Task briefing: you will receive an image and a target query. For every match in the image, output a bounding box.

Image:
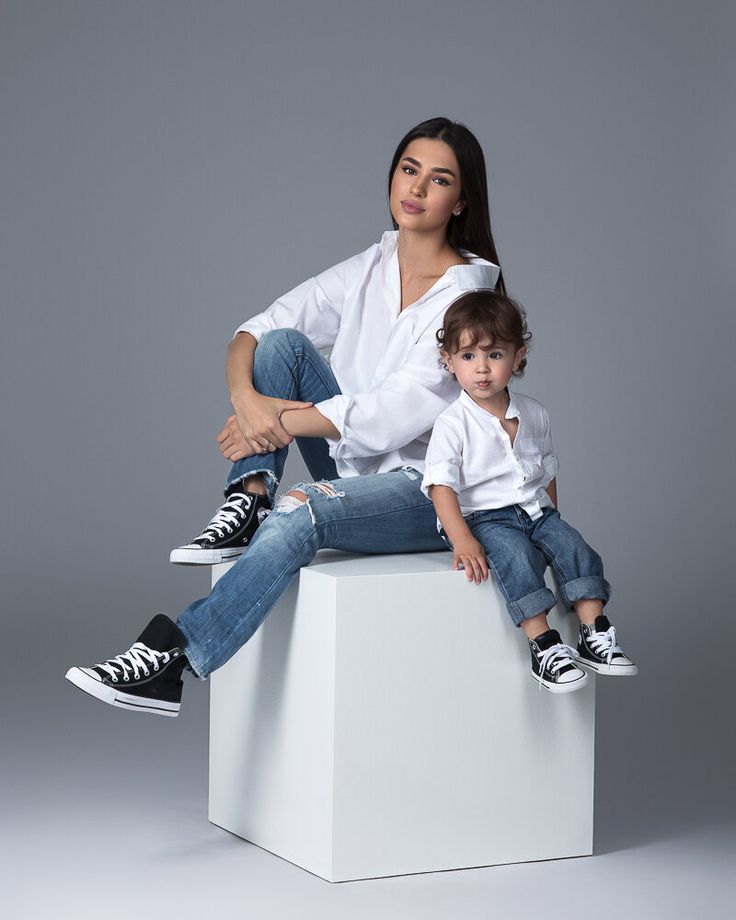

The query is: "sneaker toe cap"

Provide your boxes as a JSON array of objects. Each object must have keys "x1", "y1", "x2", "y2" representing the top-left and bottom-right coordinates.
[{"x1": 557, "y1": 666, "x2": 587, "y2": 684}]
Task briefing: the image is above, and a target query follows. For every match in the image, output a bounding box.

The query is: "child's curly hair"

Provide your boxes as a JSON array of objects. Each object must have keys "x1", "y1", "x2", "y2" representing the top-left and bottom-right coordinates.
[{"x1": 436, "y1": 290, "x2": 532, "y2": 377}]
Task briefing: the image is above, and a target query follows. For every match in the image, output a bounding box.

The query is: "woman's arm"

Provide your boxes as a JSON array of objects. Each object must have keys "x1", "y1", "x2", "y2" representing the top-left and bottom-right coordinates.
[
  {"x1": 219, "y1": 252, "x2": 363, "y2": 461},
  {"x1": 545, "y1": 478, "x2": 558, "y2": 508},
  {"x1": 226, "y1": 330, "x2": 259, "y2": 398},
  {"x1": 228, "y1": 332, "x2": 338, "y2": 442},
  {"x1": 313, "y1": 333, "x2": 458, "y2": 462},
  {"x1": 430, "y1": 485, "x2": 489, "y2": 585},
  {"x1": 218, "y1": 332, "x2": 317, "y2": 461},
  {"x1": 280, "y1": 407, "x2": 340, "y2": 440}
]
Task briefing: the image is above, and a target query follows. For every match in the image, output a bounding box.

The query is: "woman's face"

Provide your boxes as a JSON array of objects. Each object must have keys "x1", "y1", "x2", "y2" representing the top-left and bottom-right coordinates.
[{"x1": 390, "y1": 138, "x2": 465, "y2": 235}]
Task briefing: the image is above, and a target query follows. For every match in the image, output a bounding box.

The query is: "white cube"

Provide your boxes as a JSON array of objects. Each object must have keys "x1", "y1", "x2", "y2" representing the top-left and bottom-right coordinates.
[{"x1": 209, "y1": 550, "x2": 595, "y2": 882}]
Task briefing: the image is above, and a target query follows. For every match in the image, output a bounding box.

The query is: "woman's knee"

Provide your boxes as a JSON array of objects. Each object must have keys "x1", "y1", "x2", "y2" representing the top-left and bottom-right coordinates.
[
  {"x1": 272, "y1": 480, "x2": 345, "y2": 528},
  {"x1": 256, "y1": 328, "x2": 307, "y2": 359},
  {"x1": 252, "y1": 328, "x2": 308, "y2": 386}
]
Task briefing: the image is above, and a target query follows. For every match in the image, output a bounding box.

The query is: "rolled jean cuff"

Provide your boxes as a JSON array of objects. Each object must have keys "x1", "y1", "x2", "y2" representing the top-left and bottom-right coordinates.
[
  {"x1": 507, "y1": 586, "x2": 558, "y2": 627},
  {"x1": 558, "y1": 575, "x2": 612, "y2": 612},
  {"x1": 226, "y1": 467, "x2": 280, "y2": 505},
  {"x1": 176, "y1": 619, "x2": 210, "y2": 680}
]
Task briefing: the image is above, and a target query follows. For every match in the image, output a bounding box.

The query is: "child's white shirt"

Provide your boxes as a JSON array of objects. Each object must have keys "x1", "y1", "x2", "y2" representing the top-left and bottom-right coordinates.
[
  {"x1": 420, "y1": 388, "x2": 560, "y2": 525},
  {"x1": 233, "y1": 230, "x2": 499, "y2": 478}
]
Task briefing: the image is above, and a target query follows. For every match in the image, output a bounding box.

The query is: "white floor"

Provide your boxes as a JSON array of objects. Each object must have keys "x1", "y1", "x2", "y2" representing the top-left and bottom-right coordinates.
[{"x1": 6, "y1": 679, "x2": 735, "y2": 920}]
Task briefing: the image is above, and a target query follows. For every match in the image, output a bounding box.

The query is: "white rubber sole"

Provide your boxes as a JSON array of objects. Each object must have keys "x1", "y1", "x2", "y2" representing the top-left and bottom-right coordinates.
[
  {"x1": 169, "y1": 545, "x2": 245, "y2": 565},
  {"x1": 531, "y1": 670, "x2": 590, "y2": 694},
  {"x1": 65, "y1": 667, "x2": 180, "y2": 717},
  {"x1": 577, "y1": 658, "x2": 639, "y2": 676}
]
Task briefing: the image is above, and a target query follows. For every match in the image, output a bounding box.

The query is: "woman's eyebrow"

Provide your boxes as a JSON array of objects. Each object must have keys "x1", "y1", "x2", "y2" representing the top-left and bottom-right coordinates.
[{"x1": 402, "y1": 156, "x2": 456, "y2": 178}]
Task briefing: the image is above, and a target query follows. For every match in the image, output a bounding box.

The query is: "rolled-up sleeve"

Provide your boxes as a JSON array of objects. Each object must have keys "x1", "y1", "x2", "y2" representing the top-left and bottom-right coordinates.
[
  {"x1": 313, "y1": 333, "x2": 458, "y2": 460},
  {"x1": 420, "y1": 414, "x2": 464, "y2": 499}
]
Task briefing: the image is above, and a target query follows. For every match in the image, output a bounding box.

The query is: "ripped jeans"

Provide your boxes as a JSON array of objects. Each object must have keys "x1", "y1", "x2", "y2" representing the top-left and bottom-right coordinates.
[{"x1": 176, "y1": 328, "x2": 446, "y2": 678}]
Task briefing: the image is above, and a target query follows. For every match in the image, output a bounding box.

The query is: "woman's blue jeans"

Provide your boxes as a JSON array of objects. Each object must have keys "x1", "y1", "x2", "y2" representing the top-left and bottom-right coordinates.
[
  {"x1": 224, "y1": 327, "x2": 341, "y2": 502},
  {"x1": 177, "y1": 328, "x2": 446, "y2": 678}
]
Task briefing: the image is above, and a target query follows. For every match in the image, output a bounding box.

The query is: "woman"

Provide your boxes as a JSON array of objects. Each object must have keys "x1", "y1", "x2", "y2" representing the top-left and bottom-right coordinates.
[{"x1": 65, "y1": 117, "x2": 506, "y2": 716}]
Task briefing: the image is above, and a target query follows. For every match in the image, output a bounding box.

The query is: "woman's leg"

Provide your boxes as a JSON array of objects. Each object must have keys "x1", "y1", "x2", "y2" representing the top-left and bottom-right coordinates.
[
  {"x1": 178, "y1": 467, "x2": 445, "y2": 677},
  {"x1": 66, "y1": 468, "x2": 446, "y2": 713},
  {"x1": 171, "y1": 329, "x2": 341, "y2": 564},
  {"x1": 225, "y1": 328, "x2": 341, "y2": 499}
]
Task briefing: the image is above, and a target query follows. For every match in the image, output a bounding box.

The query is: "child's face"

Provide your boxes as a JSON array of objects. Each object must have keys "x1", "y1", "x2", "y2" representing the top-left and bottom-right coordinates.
[{"x1": 442, "y1": 333, "x2": 526, "y2": 407}]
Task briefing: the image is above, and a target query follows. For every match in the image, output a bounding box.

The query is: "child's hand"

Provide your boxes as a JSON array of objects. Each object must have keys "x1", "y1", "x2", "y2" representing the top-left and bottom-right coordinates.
[{"x1": 452, "y1": 536, "x2": 489, "y2": 585}]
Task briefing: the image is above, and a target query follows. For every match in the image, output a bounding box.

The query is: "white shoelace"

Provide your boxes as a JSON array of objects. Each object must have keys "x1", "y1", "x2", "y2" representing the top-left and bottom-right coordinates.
[
  {"x1": 96, "y1": 643, "x2": 172, "y2": 682},
  {"x1": 537, "y1": 642, "x2": 579, "y2": 690},
  {"x1": 587, "y1": 625, "x2": 623, "y2": 666},
  {"x1": 196, "y1": 492, "x2": 252, "y2": 542}
]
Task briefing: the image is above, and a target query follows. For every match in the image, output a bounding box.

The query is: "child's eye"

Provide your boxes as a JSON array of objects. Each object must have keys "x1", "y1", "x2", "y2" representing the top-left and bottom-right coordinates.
[
  {"x1": 490, "y1": 352, "x2": 503, "y2": 360},
  {"x1": 461, "y1": 353, "x2": 474, "y2": 360}
]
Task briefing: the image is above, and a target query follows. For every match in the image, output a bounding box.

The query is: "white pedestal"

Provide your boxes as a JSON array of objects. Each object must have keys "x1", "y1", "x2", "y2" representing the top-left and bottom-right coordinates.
[{"x1": 209, "y1": 551, "x2": 595, "y2": 882}]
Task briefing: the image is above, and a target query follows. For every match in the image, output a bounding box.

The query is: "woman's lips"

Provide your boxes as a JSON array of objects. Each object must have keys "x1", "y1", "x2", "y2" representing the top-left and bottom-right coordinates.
[{"x1": 401, "y1": 200, "x2": 425, "y2": 214}]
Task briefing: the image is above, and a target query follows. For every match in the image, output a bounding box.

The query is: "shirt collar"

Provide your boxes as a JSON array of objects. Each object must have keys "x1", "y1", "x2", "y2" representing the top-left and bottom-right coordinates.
[
  {"x1": 459, "y1": 387, "x2": 520, "y2": 423},
  {"x1": 380, "y1": 229, "x2": 500, "y2": 291}
]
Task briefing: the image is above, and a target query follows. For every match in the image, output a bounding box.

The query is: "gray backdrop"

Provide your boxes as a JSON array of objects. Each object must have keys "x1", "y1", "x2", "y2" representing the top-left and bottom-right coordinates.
[{"x1": 2, "y1": 1, "x2": 734, "y2": 917}]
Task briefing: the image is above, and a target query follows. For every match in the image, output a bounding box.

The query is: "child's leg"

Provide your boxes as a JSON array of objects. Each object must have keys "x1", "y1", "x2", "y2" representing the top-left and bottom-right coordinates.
[
  {"x1": 467, "y1": 511, "x2": 557, "y2": 630},
  {"x1": 529, "y1": 508, "x2": 637, "y2": 675},
  {"x1": 527, "y1": 507, "x2": 611, "y2": 622},
  {"x1": 468, "y1": 510, "x2": 588, "y2": 693}
]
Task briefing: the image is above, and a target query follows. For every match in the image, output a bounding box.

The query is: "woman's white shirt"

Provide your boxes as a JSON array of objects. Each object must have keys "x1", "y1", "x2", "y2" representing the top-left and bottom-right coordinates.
[
  {"x1": 233, "y1": 230, "x2": 500, "y2": 478},
  {"x1": 420, "y1": 389, "x2": 560, "y2": 523}
]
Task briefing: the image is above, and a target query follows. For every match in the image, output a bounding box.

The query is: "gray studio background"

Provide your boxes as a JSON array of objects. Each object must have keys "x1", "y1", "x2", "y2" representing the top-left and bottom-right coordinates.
[{"x1": 2, "y1": 1, "x2": 734, "y2": 917}]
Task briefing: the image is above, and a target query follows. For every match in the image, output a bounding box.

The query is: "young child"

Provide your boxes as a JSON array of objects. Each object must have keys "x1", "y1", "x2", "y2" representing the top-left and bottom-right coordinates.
[{"x1": 421, "y1": 291, "x2": 637, "y2": 693}]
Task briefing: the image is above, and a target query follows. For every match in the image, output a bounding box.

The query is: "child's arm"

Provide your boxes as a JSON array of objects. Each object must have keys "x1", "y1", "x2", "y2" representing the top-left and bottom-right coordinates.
[{"x1": 430, "y1": 485, "x2": 489, "y2": 585}]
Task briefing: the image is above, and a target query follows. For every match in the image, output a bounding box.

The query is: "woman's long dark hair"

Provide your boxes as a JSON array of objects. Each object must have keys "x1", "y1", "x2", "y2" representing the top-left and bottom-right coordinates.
[{"x1": 387, "y1": 117, "x2": 506, "y2": 294}]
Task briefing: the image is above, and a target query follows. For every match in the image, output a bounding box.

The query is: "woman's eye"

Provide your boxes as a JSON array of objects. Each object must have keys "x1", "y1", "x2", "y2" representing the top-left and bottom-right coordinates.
[
  {"x1": 433, "y1": 177, "x2": 449, "y2": 186},
  {"x1": 402, "y1": 166, "x2": 416, "y2": 175}
]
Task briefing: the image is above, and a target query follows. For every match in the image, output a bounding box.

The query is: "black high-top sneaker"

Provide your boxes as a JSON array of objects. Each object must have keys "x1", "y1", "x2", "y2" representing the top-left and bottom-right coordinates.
[
  {"x1": 170, "y1": 483, "x2": 272, "y2": 565},
  {"x1": 576, "y1": 614, "x2": 638, "y2": 676},
  {"x1": 65, "y1": 614, "x2": 188, "y2": 717},
  {"x1": 528, "y1": 628, "x2": 589, "y2": 693}
]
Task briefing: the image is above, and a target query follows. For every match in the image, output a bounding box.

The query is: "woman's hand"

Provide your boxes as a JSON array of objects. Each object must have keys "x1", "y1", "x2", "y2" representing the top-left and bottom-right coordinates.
[
  {"x1": 452, "y1": 535, "x2": 489, "y2": 585},
  {"x1": 217, "y1": 392, "x2": 314, "y2": 462}
]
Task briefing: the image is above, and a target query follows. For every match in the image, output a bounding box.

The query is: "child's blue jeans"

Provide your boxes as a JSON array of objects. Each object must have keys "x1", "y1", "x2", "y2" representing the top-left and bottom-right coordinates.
[{"x1": 442, "y1": 505, "x2": 611, "y2": 626}]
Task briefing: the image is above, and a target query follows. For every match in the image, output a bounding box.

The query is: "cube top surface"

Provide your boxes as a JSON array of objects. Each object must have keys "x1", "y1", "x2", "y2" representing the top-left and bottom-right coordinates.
[{"x1": 216, "y1": 549, "x2": 454, "y2": 581}]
